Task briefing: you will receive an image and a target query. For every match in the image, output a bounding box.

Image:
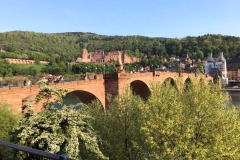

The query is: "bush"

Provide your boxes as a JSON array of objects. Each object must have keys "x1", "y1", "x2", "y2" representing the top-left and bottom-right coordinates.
[{"x1": 0, "y1": 97, "x2": 20, "y2": 159}]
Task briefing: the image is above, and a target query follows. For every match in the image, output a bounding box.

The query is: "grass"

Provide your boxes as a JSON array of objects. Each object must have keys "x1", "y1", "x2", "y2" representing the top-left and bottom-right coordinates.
[{"x1": 16, "y1": 64, "x2": 46, "y2": 74}]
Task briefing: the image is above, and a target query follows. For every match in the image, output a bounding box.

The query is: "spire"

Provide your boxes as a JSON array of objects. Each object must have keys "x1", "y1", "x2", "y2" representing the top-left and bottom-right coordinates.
[
  {"x1": 207, "y1": 53, "x2": 214, "y2": 62},
  {"x1": 115, "y1": 51, "x2": 124, "y2": 73}
]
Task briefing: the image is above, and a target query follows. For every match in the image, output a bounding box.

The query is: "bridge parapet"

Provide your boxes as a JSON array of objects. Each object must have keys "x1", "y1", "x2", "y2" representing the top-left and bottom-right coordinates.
[{"x1": 1, "y1": 72, "x2": 213, "y2": 113}]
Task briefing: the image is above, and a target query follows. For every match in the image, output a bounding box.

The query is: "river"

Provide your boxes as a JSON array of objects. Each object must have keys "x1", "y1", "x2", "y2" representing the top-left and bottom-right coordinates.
[
  {"x1": 226, "y1": 91, "x2": 240, "y2": 106},
  {"x1": 54, "y1": 93, "x2": 83, "y2": 109}
]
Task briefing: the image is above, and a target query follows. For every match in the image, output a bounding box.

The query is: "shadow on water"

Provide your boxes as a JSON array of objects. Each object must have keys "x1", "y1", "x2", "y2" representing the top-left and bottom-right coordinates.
[
  {"x1": 225, "y1": 91, "x2": 240, "y2": 107},
  {"x1": 54, "y1": 92, "x2": 83, "y2": 109}
]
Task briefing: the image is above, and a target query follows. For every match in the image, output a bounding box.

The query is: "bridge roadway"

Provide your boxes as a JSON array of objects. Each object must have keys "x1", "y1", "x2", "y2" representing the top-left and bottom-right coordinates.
[{"x1": 0, "y1": 71, "x2": 212, "y2": 113}]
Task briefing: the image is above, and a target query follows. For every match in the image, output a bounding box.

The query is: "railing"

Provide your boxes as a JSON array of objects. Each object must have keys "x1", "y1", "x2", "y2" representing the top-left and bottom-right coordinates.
[
  {"x1": 0, "y1": 75, "x2": 100, "y2": 89},
  {"x1": 0, "y1": 140, "x2": 73, "y2": 160},
  {"x1": 0, "y1": 72, "x2": 197, "y2": 89}
]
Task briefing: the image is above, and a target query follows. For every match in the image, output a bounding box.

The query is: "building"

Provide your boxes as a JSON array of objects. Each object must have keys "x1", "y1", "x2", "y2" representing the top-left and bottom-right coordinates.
[
  {"x1": 76, "y1": 49, "x2": 139, "y2": 64},
  {"x1": 181, "y1": 54, "x2": 192, "y2": 65},
  {"x1": 226, "y1": 58, "x2": 240, "y2": 81},
  {"x1": 204, "y1": 52, "x2": 228, "y2": 85}
]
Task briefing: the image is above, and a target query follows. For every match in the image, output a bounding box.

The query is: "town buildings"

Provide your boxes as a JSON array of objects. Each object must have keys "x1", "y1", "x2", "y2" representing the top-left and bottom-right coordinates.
[
  {"x1": 226, "y1": 58, "x2": 240, "y2": 81},
  {"x1": 76, "y1": 49, "x2": 139, "y2": 64},
  {"x1": 204, "y1": 52, "x2": 228, "y2": 85}
]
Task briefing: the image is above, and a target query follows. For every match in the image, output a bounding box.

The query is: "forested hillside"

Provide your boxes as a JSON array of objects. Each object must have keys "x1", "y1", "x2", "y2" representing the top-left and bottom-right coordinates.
[{"x1": 1, "y1": 31, "x2": 240, "y2": 62}]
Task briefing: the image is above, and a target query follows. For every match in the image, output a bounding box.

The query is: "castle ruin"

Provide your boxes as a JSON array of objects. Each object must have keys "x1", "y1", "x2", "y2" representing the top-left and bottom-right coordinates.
[{"x1": 76, "y1": 49, "x2": 139, "y2": 64}]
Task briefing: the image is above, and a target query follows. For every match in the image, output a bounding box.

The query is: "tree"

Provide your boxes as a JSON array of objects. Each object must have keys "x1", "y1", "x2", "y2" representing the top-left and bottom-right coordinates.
[
  {"x1": 11, "y1": 85, "x2": 107, "y2": 160},
  {"x1": 141, "y1": 77, "x2": 240, "y2": 159},
  {"x1": 34, "y1": 57, "x2": 40, "y2": 64},
  {"x1": 84, "y1": 87, "x2": 147, "y2": 159},
  {"x1": 0, "y1": 97, "x2": 20, "y2": 159}
]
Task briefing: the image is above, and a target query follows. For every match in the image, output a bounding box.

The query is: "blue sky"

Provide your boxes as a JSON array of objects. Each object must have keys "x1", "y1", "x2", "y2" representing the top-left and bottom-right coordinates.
[{"x1": 1, "y1": 0, "x2": 240, "y2": 38}]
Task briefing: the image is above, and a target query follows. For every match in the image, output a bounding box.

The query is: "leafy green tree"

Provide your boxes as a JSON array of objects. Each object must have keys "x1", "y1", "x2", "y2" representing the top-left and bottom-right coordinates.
[
  {"x1": 34, "y1": 57, "x2": 40, "y2": 64},
  {"x1": 11, "y1": 85, "x2": 107, "y2": 160},
  {"x1": 141, "y1": 77, "x2": 240, "y2": 159},
  {"x1": 0, "y1": 97, "x2": 20, "y2": 159},
  {"x1": 84, "y1": 87, "x2": 147, "y2": 159}
]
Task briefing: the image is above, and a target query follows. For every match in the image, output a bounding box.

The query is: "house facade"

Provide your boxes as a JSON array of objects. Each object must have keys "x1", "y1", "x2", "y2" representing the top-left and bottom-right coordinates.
[{"x1": 226, "y1": 58, "x2": 240, "y2": 81}]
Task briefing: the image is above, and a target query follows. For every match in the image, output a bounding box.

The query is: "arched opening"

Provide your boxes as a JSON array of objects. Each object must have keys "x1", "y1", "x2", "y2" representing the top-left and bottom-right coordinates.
[
  {"x1": 72, "y1": 90, "x2": 102, "y2": 106},
  {"x1": 208, "y1": 79, "x2": 213, "y2": 85},
  {"x1": 55, "y1": 90, "x2": 103, "y2": 109},
  {"x1": 163, "y1": 77, "x2": 176, "y2": 86},
  {"x1": 130, "y1": 80, "x2": 151, "y2": 101},
  {"x1": 184, "y1": 78, "x2": 191, "y2": 91},
  {"x1": 162, "y1": 77, "x2": 178, "y2": 91}
]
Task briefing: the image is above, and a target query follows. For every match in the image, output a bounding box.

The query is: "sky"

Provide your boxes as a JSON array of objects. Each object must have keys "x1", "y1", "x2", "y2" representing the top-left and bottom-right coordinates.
[{"x1": 1, "y1": 0, "x2": 240, "y2": 38}]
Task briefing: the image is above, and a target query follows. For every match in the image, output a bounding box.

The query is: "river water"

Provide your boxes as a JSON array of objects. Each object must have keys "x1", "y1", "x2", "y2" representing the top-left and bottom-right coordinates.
[
  {"x1": 226, "y1": 91, "x2": 240, "y2": 106},
  {"x1": 54, "y1": 93, "x2": 82, "y2": 109}
]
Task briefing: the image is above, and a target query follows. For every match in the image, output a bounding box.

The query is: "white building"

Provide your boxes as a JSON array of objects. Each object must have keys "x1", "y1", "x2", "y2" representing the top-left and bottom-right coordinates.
[{"x1": 204, "y1": 52, "x2": 228, "y2": 85}]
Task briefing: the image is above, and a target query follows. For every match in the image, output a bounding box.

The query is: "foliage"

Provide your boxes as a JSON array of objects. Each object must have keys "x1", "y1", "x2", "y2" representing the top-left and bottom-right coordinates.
[
  {"x1": 141, "y1": 77, "x2": 240, "y2": 159},
  {"x1": 71, "y1": 63, "x2": 116, "y2": 74},
  {"x1": 84, "y1": 87, "x2": 147, "y2": 159},
  {"x1": 0, "y1": 76, "x2": 26, "y2": 86},
  {"x1": 0, "y1": 58, "x2": 45, "y2": 77},
  {"x1": 11, "y1": 85, "x2": 107, "y2": 160},
  {"x1": 1, "y1": 31, "x2": 240, "y2": 77},
  {"x1": 16, "y1": 64, "x2": 46, "y2": 74},
  {"x1": 0, "y1": 97, "x2": 20, "y2": 159},
  {"x1": 2, "y1": 31, "x2": 240, "y2": 63},
  {"x1": 84, "y1": 77, "x2": 240, "y2": 159}
]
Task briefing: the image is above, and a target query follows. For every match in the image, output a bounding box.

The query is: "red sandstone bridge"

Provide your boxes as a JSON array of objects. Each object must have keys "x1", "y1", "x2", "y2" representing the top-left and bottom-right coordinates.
[{"x1": 0, "y1": 71, "x2": 212, "y2": 113}]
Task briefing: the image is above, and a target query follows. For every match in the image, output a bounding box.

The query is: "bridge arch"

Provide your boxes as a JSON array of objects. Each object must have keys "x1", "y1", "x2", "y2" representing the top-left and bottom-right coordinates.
[
  {"x1": 130, "y1": 80, "x2": 151, "y2": 101},
  {"x1": 184, "y1": 77, "x2": 192, "y2": 91},
  {"x1": 69, "y1": 90, "x2": 104, "y2": 108},
  {"x1": 184, "y1": 77, "x2": 191, "y2": 84},
  {"x1": 163, "y1": 77, "x2": 176, "y2": 86}
]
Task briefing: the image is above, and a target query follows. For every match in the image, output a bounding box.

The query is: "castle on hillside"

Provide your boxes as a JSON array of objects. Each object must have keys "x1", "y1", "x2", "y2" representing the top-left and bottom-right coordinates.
[
  {"x1": 204, "y1": 52, "x2": 228, "y2": 85},
  {"x1": 76, "y1": 49, "x2": 139, "y2": 64}
]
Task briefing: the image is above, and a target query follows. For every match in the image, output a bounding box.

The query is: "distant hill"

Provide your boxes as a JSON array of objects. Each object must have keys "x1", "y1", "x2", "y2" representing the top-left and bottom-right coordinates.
[{"x1": 0, "y1": 31, "x2": 240, "y2": 62}]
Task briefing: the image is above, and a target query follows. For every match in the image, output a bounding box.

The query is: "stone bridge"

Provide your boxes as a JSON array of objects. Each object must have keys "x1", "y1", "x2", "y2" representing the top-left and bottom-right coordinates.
[{"x1": 0, "y1": 71, "x2": 213, "y2": 113}]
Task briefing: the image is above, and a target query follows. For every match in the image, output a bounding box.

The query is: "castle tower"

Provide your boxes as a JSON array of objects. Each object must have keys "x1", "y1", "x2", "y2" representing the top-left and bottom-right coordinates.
[{"x1": 82, "y1": 48, "x2": 89, "y2": 59}]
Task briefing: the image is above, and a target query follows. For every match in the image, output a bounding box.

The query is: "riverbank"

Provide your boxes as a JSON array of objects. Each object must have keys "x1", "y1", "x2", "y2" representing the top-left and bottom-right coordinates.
[{"x1": 223, "y1": 89, "x2": 240, "y2": 92}]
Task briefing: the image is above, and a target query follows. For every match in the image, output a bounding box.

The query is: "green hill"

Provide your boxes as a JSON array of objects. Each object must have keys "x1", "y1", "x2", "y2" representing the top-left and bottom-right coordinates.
[{"x1": 0, "y1": 31, "x2": 240, "y2": 62}]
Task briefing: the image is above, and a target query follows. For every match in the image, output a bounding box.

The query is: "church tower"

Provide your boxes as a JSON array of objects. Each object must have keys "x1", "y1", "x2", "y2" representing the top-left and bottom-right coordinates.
[
  {"x1": 204, "y1": 53, "x2": 214, "y2": 75},
  {"x1": 217, "y1": 52, "x2": 227, "y2": 84}
]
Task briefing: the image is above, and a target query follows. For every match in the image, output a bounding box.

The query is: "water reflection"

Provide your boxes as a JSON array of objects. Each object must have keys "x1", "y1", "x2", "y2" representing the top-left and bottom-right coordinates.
[
  {"x1": 226, "y1": 91, "x2": 240, "y2": 106},
  {"x1": 54, "y1": 92, "x2": 82, "y2": 109}
]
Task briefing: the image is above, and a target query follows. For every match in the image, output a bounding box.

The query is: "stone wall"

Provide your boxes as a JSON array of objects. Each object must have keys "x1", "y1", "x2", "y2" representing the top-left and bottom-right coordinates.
[{"x1": 5, "y1": 58, "x2": 49, "y2": 64}]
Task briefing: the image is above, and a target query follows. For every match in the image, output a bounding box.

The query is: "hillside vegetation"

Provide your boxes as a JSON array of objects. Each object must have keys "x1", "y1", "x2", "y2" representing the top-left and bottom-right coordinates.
[
  {"x1": 1, "y1": 31, "x2": 240, "y2": 62},
  {"x1": 1, "y1": 31, "x2": 240, "y2": 78}
]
